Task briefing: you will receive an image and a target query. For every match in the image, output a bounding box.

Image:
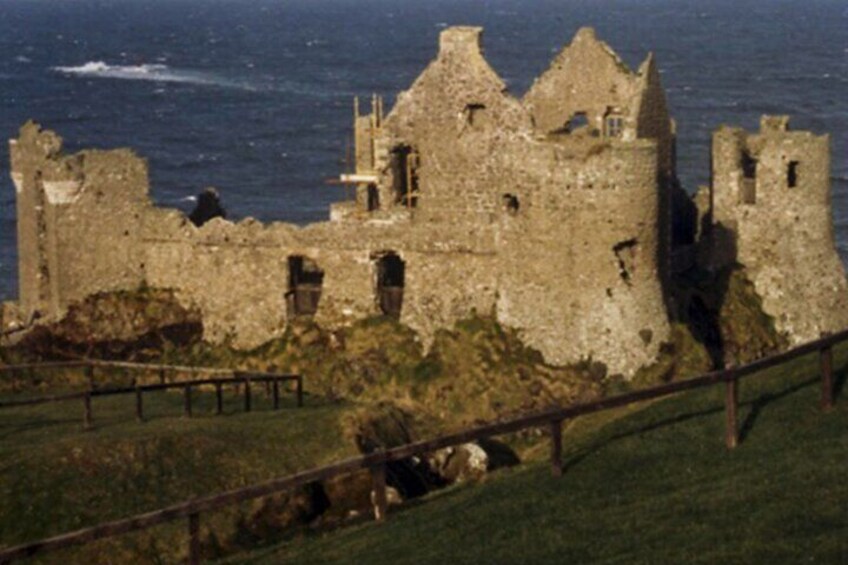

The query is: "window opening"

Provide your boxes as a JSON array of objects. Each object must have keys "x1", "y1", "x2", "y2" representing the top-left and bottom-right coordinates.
[
  {"x1": 551, "y1": 111, "x2": 590, "y2": 135},
  {"x1": 605, "y1": 114, "x2": 624, "y2": 138},
  {"x1": 740, "y1": 150, "x2": 757, "y2": 204},
  {"x1": 788, "y1": 161, "x2": 799, "y2": 188},
  {"x1": 502, "y1": 194, "x2": 519, "y2": 215},
  {"x1": 286, "y1": 256, "x2": 324, "y2": 317},
  {"x1": 465, "y1": 103, "x2": 487, "y2": 127},
  {"x1": 741, "y1": 151, "x2": 757, "y2": 179},
  {"x1": 375, "y1": 252, "x2": 405, "y2": 319},
  {"x1": 392, "y1": 146, "x2": 419, "y2": 208},
  {"x1": 613, "y1": 239, "x2": 638, "y2": 286}
]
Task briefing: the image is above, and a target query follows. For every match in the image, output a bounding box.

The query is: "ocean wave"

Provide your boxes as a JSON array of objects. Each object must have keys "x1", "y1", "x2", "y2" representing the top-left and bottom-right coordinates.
[{"x1": 52, "y1": 61, "x2": 257, "y2": 91}]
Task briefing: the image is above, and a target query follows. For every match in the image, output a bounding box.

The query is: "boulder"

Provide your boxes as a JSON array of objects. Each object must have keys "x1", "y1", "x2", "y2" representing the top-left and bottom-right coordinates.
[{"x1": 427, "y1": 438, "x2": 520, "y2": 483}]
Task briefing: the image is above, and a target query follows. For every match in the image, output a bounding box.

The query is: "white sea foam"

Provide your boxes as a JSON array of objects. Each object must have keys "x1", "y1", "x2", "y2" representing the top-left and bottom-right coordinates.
[{"x1": 52, "y1": 61, "x2": 256, "y2": 91}]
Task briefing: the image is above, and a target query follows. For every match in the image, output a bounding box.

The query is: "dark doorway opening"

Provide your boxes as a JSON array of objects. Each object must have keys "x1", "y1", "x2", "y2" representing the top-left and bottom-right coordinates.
[
  {"x1": 286, "y1": 256, "x2": 324, "y2": 317},
  {"x1": 375, "y1": 252, "x2": 405, "y2": 318}
]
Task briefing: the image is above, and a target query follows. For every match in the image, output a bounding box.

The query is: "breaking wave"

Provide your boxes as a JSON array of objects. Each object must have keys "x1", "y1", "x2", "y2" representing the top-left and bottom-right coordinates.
[{"x1": 52, "y1": 61, "x2": 256, "y2": 90}]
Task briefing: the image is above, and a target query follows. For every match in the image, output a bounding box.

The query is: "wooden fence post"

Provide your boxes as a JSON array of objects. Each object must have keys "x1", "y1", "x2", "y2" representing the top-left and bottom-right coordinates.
[
  {"x1": 272, "y1": 379, "x2": 280, "y2": 411},
  {"x1": 184, "y1": 385, "x2": 192, "y2": 418},
  {"x1": 244, "y1": 377, "x2": 252, "y2": 412},
  {"x1": 725, "y1": 377, "x2": 738, "y2": 449},
  {"x1": 296, "y1": 376, "x2": 304, "y2": 408},
  {"x1": 188, "y1": 512, "x2": 200, "y2": 565},
  {"x1": 83, "y1": 392, "x2": 92, "y2": 430},
  {"x1": 820, "y1": 344, "x2": 834, "y2": 411},
  {"x1": 215, "y1": 382, "x2": 223, "y2": 415},
  {"x1": 135, "y1": 387, "x2": 144, "y2": 422},
  {"x1": 371, "y1": 462, "x2": 388, "y2": 522},
  {"x1": 550, "y1": 419, "x2": 563, "y2": 477},
  {"x1": 85, "y1": 364, "x2": 95, "y2": 391}
]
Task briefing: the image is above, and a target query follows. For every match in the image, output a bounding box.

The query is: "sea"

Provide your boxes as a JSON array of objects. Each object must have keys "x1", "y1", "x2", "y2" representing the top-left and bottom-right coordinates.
[{"x1": 1, "y1": 0, "x2": 847, "y2": 300}]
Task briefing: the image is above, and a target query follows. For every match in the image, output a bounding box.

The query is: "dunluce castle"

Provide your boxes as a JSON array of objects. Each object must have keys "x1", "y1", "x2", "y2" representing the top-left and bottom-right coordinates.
[{"x1": 5, "y1": 27, "x2": 848, "y2": 376}]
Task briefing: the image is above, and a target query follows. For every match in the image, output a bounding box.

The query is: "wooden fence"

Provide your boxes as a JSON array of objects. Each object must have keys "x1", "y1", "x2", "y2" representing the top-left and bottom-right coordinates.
[
  {"x1": 0, "y1": 328, "x2": 845, "y2": 564},
  {"x1": 0, "y1": 360, "x2": 304, "y2": 427}
]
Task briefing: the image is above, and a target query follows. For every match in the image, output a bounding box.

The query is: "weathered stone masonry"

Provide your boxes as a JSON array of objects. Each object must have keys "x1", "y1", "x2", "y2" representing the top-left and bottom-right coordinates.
[
  {"x1": 702, "y1": 115, "x2": 848, "y2": 343},
  {"x1": 7, "y1": 26, "x2": 848, "y2": 377}
]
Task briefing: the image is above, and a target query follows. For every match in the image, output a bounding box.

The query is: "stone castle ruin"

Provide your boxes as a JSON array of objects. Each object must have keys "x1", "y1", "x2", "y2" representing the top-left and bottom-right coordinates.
[{"x1": 6, "y1": 27, "x2": 848, "y2": 377}]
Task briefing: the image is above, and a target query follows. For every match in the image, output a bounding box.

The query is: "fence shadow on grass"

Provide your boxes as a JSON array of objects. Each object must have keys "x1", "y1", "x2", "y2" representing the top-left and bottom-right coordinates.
[
  {"x1": 737, "y1": 376, "x2": 819, "y2": 443},
  {"x1": 562, "y1": 372, "x2": 829, "y2": 475},
  {"x1": 834, "y1": 365, "x2": 848, "y2": 400}
]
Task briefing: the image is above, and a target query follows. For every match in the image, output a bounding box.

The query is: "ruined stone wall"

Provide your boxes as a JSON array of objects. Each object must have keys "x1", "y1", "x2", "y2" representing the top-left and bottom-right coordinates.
[
  {"x1": 708, "y1": 116, "x2": 848, "y2": 343},
  {"x1": 141, "y1": 210, "x2": 499, "y2": 350},
  {"x1": 1, "y1": 25, "x2": 667, "y2": 377},
  {"x1": 10, "y1": 123, "x2": 146, "y2": 320},
  {"x1": 26, "y1": 28, "x2": 848, "y2": 380}
]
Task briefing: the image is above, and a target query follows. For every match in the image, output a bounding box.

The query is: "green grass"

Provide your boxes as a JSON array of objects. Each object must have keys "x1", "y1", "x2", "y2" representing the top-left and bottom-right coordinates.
[
  {"x1": 228, "y1": 349, "x2": 848, "y2": 564},
  {"x1": 0, "y1": 381, "x2": 355, "y2": 562}
]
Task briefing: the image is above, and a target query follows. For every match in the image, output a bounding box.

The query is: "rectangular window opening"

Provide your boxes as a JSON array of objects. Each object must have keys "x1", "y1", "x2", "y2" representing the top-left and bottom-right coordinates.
[
  {"x1": 741, "y1": 151, "x2": 757, "y2": 180},
  {"x1": 286, "y1": 256, "x2": 324, "y2": 317},
  {"x1": 788, "y1": 161, "x2": 799, "y2": 188},
  {"x1": 391, "y1": 146, "x2": 419, "y2": 208},
  {"x1": 605, "y1": 115, "x2": 623, "y2": 138}
]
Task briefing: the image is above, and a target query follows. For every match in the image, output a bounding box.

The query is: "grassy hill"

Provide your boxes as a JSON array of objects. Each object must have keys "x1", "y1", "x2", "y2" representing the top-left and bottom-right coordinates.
[
  {"x1": 0, "y1": 343, "x2": 844, "y2": 564},
  {"x1": 0, "y1": 381, "x2": 356, "y2": 563},
  {"x1": 227, "y1": 348, "x2": 848, "y2": 564}
]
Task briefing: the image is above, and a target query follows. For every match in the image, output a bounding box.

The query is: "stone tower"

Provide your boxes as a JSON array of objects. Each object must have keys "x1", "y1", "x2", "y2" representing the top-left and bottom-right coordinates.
[{"x1": 706, "y1": 115, "x2": 848, "y2": 342}]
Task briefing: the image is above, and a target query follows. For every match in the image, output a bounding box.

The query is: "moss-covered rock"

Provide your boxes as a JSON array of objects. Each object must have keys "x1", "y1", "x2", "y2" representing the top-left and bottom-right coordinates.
[
  {"x1": 673, "y1": 266, "x2": 788, "y2": 369},
  {"x1": 418, "y1": 315, "x2": 602, "y2": 425},
  {"x1": 3, "y1": 288, "x2": 202, "y2": 362}
]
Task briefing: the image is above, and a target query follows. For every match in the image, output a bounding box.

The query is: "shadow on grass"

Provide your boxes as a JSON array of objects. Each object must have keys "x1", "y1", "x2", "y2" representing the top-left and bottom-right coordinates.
[
  {"x1": 834, "y1": 365, "x2": 847, "y2": 402},
  {"x1": 563, "y1": 373, "x2": 826, "y2": 474},
  {"x1": 561, "y1": 404, "x2": 724, "y2": 474},
  {"x1": 738, "y1": 376, "x2": 818, "y2": 443},
  {"x1": 0, "y1": 416, "x2": 85, "y2": 441}
]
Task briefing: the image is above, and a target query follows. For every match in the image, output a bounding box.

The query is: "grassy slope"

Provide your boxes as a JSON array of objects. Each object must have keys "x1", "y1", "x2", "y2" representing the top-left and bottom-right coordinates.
[
  {"x1": 234, "y1": 348, "x2": 848, "y2": 564},
  {"x1": 0, "y1": 381, "x2": 355, "y2": 562}
]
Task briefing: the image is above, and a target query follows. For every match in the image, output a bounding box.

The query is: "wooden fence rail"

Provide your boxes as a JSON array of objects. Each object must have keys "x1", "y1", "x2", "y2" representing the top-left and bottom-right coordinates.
[
  {"x1": 0, "y1": 360, "x2": 304, "y2": 427},
  {"x1": 0, "y1": 328, "x2": 845, "y2": 564}
]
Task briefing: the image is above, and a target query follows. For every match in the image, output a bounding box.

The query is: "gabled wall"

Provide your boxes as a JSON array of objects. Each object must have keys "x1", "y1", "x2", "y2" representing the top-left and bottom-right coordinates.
[{"x1": 524, "y1": 28, "x2": 637, "y2": 137}]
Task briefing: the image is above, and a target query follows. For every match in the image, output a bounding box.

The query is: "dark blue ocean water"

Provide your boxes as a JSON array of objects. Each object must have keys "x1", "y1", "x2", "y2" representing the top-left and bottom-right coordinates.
[{"x1": 1, "y1": 0, "x2": 847, "y2": 300}]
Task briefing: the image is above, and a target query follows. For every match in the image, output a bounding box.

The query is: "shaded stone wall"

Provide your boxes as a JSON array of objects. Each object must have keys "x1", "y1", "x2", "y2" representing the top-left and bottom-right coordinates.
[{"x1": 707, "y1": 116, "x2": 848, "y2": 343}]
